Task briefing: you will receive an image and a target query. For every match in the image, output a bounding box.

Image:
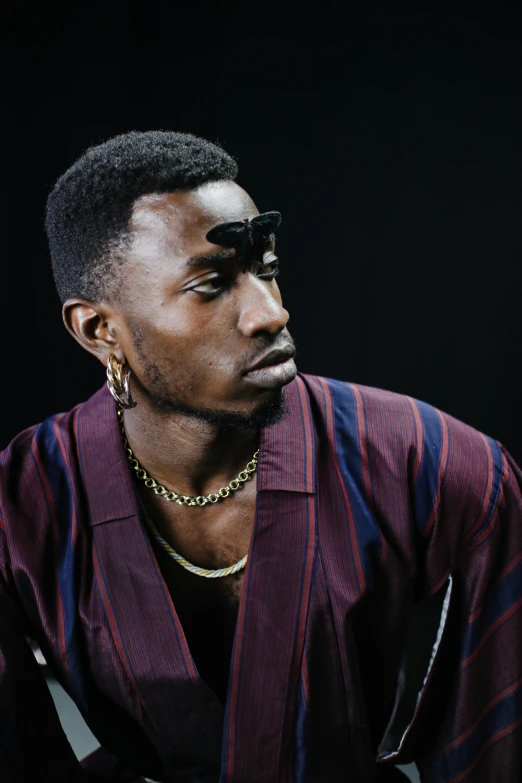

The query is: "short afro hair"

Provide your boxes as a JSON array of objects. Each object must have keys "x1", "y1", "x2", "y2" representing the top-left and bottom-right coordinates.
[{"x1": 45, "y1": 130, "x2": 239, "y2": 303}]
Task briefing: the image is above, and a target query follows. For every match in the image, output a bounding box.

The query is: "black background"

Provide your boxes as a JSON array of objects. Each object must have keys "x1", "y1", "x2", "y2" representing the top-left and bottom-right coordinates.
[{"x1": 5, "y1": 1, "x2": 522, "y2": 461}]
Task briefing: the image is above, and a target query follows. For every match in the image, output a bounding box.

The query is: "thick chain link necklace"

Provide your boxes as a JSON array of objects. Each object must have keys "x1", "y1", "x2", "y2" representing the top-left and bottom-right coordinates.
[{"x1": 117, "y1": 406, "x2": 258, "y2": 577}]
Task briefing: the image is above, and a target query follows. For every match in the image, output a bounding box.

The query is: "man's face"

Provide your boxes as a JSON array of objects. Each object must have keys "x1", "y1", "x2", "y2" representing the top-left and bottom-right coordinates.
[{"x1": 112, "y1": 180, "x2": 297, "y2": 428}]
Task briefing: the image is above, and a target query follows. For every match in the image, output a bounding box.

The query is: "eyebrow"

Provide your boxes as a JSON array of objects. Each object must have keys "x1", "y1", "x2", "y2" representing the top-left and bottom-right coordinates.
[
  {"x1": 184, "y1": 248, "x2": 278, "y2": 271},
  {"x1": 184, "y1": 250, "x2": 236, "y2": 270}
]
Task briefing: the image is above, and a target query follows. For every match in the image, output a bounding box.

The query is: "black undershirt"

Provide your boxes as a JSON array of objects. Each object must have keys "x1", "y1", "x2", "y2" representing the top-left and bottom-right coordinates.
[{"x1": 143, "y1": 512, "x2": 239, "y2": 707}]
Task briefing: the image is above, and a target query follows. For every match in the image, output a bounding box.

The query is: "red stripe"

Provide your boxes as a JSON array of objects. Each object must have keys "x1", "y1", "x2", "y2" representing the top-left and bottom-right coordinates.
[
  {"x1": 469, "y1": 541, "x2": 522, "y2": 626},
  {"x1": 53, "y1": 417, "x2": 79, "y2": 546},
  {"x1": 295, "y1": 376, "x2": 315, "y2": 491},
  {"x1": 91, "y1": 542, "x2": 144, "y2": 722},
  {"x1": 301, "y1": 645, "x2": 310, "y2": 703},
  {"x1": 30, "y1": 423, "x2": 69, "y2": 682},
  {"x1": 447, "y1": 714, "x2": 522, "y2": 783},
  {"x1": 497, "y1": 549, "x2": 522, "y2": 584},
  {"x1": 352, "y1": 385, "x2": 389, "y2": 567},
  {"x1": 468, "y1": 445, "x2": 506, "y2": 556},
  {"x1": 325, "y1": 382, "x2": 365, "y2": 592},
  {"x1": 406, "y1": 396, "x2": 424, "y2": 484},
  {"x1": 280, "y1": 494, "x2": 317, "y2": 782},
  {"x1": 461, "y1": 432, "x2": 496, "y2": 549},
  {"x1": 461, "y1": 596, "x2": 522, "y2": 670},
  {"x1": 441, "y1": 677, "x2": 522, "y2": 753},
  {"x1": 467, "y1": 510, "x2": 509, "y2": 626},
  {"x1": 316, "y1": 379, "x2": 360, "y2": 590}
]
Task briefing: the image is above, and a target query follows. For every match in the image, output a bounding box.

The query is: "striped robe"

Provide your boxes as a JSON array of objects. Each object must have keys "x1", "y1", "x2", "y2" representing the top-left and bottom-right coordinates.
[{"x1": 0, "y1": 374, "x2": 521, "y2": 782}]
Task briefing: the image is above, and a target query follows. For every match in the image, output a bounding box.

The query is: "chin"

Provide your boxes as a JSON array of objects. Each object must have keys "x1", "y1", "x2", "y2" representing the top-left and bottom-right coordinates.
[
  {"x1": 209, "y1": 388, "x2": 289, "y2": 432},
  {"x1": 145, "y1": 385, "x2": 288, "y2": 431}
]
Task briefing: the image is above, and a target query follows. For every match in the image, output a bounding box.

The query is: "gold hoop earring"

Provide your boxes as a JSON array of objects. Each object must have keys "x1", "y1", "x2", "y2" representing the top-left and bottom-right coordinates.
[{"x1": 106, "y1": 354, "x2": 136, "y2": 409}]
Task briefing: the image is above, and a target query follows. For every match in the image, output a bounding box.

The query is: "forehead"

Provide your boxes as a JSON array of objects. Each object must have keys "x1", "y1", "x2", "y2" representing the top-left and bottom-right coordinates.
[{"x1": 128, "y1": 181, "x2": 259, "y2": 262}]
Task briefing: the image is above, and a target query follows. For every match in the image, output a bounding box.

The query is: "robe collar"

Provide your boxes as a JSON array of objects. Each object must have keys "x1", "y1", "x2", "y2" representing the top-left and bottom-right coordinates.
[
  {"x1": 77, "y1": 375, "x2": 317, "y2": 528},
  {"x1": 75, "y1": 375, "x2": 318, "y2": 779}
]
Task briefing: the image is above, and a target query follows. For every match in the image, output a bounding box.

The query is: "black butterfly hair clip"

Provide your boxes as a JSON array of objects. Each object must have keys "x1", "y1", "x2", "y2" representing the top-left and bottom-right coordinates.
[{"x1": 205, "y1": 211, "x2": 282, "y2": 271}]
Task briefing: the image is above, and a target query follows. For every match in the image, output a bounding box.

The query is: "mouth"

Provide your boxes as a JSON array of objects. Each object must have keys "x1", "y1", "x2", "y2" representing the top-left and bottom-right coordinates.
[
  {"x1": 244, "y1": 346, "x2": 296, "y2": 374},
  {"x1": 243, "y1": 347, "x2": 297, "y2": 389}
]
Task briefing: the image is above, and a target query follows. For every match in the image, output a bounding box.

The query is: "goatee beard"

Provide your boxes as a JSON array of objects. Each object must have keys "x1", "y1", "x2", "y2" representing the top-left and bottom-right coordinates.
[{"x1": 144, "y1": 387, "x2": 289, "y2": 432}]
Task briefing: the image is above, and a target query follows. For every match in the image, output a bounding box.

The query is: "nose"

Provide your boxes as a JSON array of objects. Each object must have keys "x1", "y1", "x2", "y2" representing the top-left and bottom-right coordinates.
[{"x1": 237, "y1": 274, "x2": 290, "y2": 338}]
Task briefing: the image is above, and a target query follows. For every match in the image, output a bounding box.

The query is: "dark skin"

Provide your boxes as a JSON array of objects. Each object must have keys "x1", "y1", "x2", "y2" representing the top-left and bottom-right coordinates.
[{"x1": 63, "y1": 182, "x2": 297, "y2": 701}]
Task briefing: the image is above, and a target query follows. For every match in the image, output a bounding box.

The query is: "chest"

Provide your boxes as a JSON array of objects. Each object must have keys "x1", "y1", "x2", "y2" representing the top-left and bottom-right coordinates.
[
  {"x1": 155, "y1": 548, "x2": 245, "y2": 706},
  {"x1": 138, "y1": 487, "x2": 255, "y2": 704}
]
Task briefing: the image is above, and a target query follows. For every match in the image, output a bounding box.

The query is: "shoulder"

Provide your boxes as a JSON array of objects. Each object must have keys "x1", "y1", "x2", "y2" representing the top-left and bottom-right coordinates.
[
  {"x1": 301, "y1": 371, "x2": 425, "y2": 418},
  {"x1": 0, "y1": 386, "x2": 109, "y2": 545},
  {"x1": 299, "y1": 372, "x2": 503, "y2": 476},
  {"x1": 298, "y1": 375, "x2": 513, "y2": 573},
  {"x1": 299, "y1": 372, "x2": 434, "y2": 442},
  {"x1": 0, "y1": 405, "x2": 78, "y2": 487},
  {"x1": 0, "y1": 385, "x2": 110, "y2": 480},
  {"x1": 0, "y1": 407, "x2": 76, "y2": 545}
]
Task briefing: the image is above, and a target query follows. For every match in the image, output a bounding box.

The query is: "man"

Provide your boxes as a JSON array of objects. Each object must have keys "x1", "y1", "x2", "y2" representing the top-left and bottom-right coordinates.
[{"x1": 0, "y1": 131, "x2": 520, "y2": 783}]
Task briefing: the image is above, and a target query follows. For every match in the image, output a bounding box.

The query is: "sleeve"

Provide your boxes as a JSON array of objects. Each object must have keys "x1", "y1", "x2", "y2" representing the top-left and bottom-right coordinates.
[
  {"x1": 378, "y1": 410, "x2": 522, "y2": 782},
  {"x1": 0, "y1": 525, "x2": 87, "y2": 782},
  {"x1": 0, "y1": 521, "x2": 150, "y2": 783}
]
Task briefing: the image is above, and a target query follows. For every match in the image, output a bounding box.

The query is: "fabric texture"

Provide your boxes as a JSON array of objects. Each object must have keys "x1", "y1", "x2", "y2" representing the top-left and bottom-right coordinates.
[{"x1": 0, "y1": 373, "x2": 521, "y2": 782}]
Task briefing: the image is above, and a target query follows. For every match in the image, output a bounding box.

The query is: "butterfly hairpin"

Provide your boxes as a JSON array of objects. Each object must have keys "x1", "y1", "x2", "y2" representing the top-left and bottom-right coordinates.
[{"x1": 205, "y1": 211, "x2": 282, "y2": 270}]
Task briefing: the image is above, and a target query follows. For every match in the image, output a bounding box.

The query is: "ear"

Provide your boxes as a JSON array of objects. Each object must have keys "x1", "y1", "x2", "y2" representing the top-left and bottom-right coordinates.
[{"x1": 62, "y1": 298, "x2": 124, "y2": 367}]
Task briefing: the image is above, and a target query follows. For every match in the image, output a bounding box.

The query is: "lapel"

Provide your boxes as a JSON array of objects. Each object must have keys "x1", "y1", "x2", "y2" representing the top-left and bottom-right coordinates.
[
  {"x1": 222, "y1": 375, "x2": 318, "y2": 782},
  {"x1": 76, "y1": 376, "x2": 318, "y2": 781}
]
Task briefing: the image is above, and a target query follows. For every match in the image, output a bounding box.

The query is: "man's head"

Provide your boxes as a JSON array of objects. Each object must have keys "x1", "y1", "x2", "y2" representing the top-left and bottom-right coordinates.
[{"x1": 46, "y1": 131, "x2": 296, "y2": 430}]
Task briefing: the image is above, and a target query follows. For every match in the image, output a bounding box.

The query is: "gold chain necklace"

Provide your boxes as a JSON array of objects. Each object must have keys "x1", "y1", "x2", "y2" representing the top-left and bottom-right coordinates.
[{"x1": 117, "y1": 406, "x2": 258, "y2": 577}]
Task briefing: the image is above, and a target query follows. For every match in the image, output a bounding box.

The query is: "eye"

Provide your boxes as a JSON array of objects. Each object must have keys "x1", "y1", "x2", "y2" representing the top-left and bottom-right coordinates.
[
  {"x1": 191, "y1": 275, "x2": 227, "y2": 296},
  {"x1": 189, "y1": 259, "x2": 281, "y2": 300},
  {"x1": 257, "y1": 259, "x2": 280, "y2": 280}
]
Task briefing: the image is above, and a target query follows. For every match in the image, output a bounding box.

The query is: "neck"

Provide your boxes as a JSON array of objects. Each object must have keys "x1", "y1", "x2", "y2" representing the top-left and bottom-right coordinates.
[{"x1": 120, "y1": 394, "x2": 260, "y2": 498}]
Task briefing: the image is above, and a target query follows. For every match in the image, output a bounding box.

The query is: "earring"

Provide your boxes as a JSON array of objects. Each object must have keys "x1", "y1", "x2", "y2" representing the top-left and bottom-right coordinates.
[{"x1": 106, "y1": 354, "x2": 136, "y2": 409}]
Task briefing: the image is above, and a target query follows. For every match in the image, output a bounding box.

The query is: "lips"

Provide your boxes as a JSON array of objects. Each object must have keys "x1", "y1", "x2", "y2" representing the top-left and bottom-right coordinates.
[{"x1": 244, "y1": 345, "x2": 296, "y2": 374}]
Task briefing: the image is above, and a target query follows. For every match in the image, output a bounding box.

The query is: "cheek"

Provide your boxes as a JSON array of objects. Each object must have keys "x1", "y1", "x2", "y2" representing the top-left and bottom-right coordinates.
[
  {"x1": 173, "y1": 298, "x2": 239, "y2": 358},
  {"x1": 134, "y1": 305, "x2": 236, "y2": 379}
]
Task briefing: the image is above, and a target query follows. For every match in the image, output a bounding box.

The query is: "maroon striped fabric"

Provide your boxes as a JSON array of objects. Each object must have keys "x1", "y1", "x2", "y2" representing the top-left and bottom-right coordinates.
[{"x1": 0, "y1": 374, "x2": 520, "y2": 781}]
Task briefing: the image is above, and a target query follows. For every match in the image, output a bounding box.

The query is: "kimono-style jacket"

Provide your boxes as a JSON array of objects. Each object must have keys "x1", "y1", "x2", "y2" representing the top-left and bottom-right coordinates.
[{"x1": 0, "y1": 373, "x2": 521, "y2": 782}]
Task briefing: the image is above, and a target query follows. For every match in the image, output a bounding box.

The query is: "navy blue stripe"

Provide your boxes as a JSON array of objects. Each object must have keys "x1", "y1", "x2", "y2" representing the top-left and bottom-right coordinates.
[
  {"x1": 290, "y1": 679, "x2": 308, "y2": 783},
  {"x1": 409, "y1": 398, "x2": 445, "y2": 535},
  {"x1": 465, "y1": 434, "x2": 504, "y2": 549},
  {"x1": 34, "y1": 417, "x2": 88, "y2": 706},
  {"x1": 462, "y1": 559, "x2": 522, "y2": 663},
  {"x1": 325, "y1": 377, "x2": 383, "y2": 589},
  {"x1": 427, "y1": 685, "x2": 522, "y2": 780}
]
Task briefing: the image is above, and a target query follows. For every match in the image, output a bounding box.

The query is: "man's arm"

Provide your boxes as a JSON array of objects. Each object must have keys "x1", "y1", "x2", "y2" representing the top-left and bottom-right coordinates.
[
  {"x1": 0, "y1": 520, "x2": 152, "y2": 783},
  {"x1": 379, "y1": 405, "x2": 522, "y2": 782},
  {"x1": 424, "y1": 441, "x2": 521, "y2": 781},
  {"x1": 0, "y1": 568, "x2": 87, "y2": 781}
]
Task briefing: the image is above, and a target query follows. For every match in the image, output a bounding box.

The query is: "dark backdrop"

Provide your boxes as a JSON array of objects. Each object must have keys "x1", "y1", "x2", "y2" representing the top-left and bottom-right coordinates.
[{"x1": 6, "y1": 1, "x2": 522, "y2": 462}]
